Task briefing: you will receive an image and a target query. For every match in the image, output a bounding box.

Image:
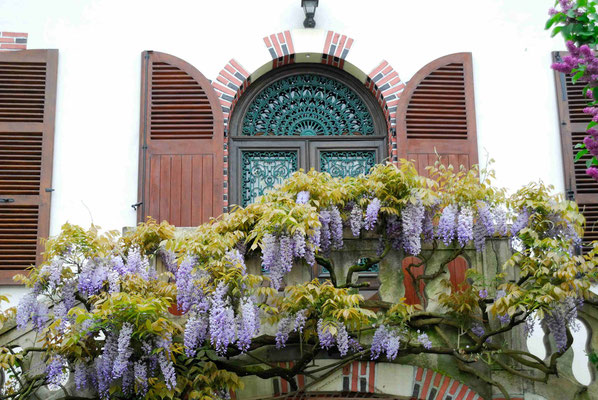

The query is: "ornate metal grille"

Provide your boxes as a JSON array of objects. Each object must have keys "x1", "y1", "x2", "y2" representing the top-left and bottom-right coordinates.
[
  {"x1": 241, "y1": 74, "x2": 375, "y2": 136},
  {"x1": 320, "y1": 151, "x2": 376, "y2": 178},
  {"x1": 241, "y1": 151, "x2": 298, "y2": 206}
]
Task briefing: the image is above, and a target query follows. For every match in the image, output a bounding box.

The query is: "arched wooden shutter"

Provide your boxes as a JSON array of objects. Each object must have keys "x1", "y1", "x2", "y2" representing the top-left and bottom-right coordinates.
[
  {"x1": 402, "y1": 256, "x2": 425, "y2": 305},
  {"x1": 447, "y1": 256, "x2": 469, "y2": 292},
  {"x1": 396, "y1": 53, "x2": 478, "y2": 173},
  {"x1": 552, "y1": 51, "x2": 598, "y2": 251},
  {"x1": 0, "y1": 49, "x2": 58, "y2": 284},
  {"x1": 138, "y1": 51, "x2": 224, "y2": 226}
]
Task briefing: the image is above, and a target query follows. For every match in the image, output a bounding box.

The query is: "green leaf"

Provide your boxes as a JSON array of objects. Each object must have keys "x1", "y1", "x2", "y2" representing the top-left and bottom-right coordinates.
[
  {"x1": 551, "y1": 26, "x2": 564, "y2": 37},
  {"x1": 575, "y1": 148, "x2": 589, "y2": 161},
  {"x1": 546, "y1": 15, "x2": 559, "y2": 30},
  {"x1": 573, "y1": 70, "x2": 585, "y2": 84},
  {"x1": 575, "y1": 142, "x2": 586, "y2": 149}
]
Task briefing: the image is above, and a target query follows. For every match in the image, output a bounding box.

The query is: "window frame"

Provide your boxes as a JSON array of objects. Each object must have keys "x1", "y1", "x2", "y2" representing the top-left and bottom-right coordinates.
[{"x1": 228, "y1": 64, "x2": 389, "y2": 207}]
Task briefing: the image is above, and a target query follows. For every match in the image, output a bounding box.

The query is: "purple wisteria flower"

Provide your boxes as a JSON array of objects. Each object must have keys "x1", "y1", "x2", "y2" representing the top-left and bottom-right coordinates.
[
  {"x1": 370, "y1": 325, "x2": 401, "y2": 361},
  {"x1": 184, "y1": 313, "x2": 208, "y2": 357},
  {"x1": 498, "y1": 314, "x2": 510, "y2": 325},
  {"x1": 261, "y1": 233, "x2": 278, "y2": 272},
  {"x1": 493, "y1": 208, "x2": 508, "y2": 236},
  {"x1": 422, "y1": 207, "x2": 436, "y2": 243},
  {"x1": 112, "y1": 323, "x2": 134, "y2": 379},
  {"x1": 329, "y1": 206, "x2": 344, "y2": 249},
  {"x1": 386, "y1": 215, "x2": 403, "y2": 250},
  {"x1": 46, "y1": 355, "x2": 66, "y2": 386},
  {"x1": 294, "y1": 310, "x2": 308, "y2": 333},
  {"x1": 402, "y1": 198, "x2": 424, "y2": 255},
  {"x1": 209, "y1": 282, "x2": 235, "y2": 354},
  {"x1": 292, "y1": 232, "x2": 307, "y2": 258},
  {"x1": 176, "y1": 256, "x2": 203, "y2": 314},
  {"x1": 370, "y1": 325, "x2": 388, "y2": 360},
  {"x1": 438, "y1": 204, "x2": 458, "y2": 245},
  {"x1": 317, "y1": 319, "x2": 335, "y2": 349},
  {"x1": 78, "y1": 258, "x2": 109, "y2": 297},
  {"x1": 237, "y1": 297, "x2": 260, "y2": 352},
  {"x1": 364, "y1": 198, "x2": 382, "y2": 230},
  {"x1": 471, "y1": 324, "x2": 485, "y2": 337},
  {"x1": 158, "y1": 352, "x2": 177, "y2": 390},
  {"x1": 336, "y1": 324, "x2": 349, "y2": 357},
  {"x1": 457, "y1": 207, "x2": 474, "y2": 247},
  {"x1": 159, "y1": 249, "x2": 178, "y2": 273},
  {"x1": 276, "y1": 316, "x2": 294, "y2": 349},
  {"x1": 74, "y1": 361, "x2": 89, "y2": 390},
  {"x1": 134, "y1": 361, "x2": 149, "y2": 396},
  {"x1": 418, "y1": 332, "x2": 432, "y2": 349},
  {"x1": 225, "y1": 249, "x2": 246, "y2": 273},
  {"x1": 511, "y1": 207, "x2": 531, "y2": 235},
  {"x1": 350, "y1": 203, "x2": 363, "y2": 237},
  {"x1": 542, "y1": 297, "x2": 583, "y2": 351},
  {"x1": 296, "y1": 191, "x2": 310, "y2": 204}
]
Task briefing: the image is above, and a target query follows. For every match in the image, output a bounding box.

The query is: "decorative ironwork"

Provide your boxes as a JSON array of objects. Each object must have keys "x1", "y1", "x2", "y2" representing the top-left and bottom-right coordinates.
[
  {"x1": 241, "y1": 74, "x2": 375, "y2": 136},
  {"x1": 241, "y1": 151, "x2": 297, "y2": 206},
  {"x1": 320, "y1": 151, "x2": 376, "y2": 178}
]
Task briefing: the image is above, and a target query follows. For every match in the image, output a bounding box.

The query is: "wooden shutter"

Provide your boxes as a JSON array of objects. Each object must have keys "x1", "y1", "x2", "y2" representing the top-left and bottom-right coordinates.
[
  {"x1": 553, "y1": 51, "x2": 598, "y2": 250},
  {"x1": 447, "y1": 256, "x2": 469, "y2": 292},
  {"x1": 0, "y1": 49, "x2": 58, "y2": 284},
  {"x1": 138, "y1": 51, "x2": 224, "y2": 226},
  {"x1": 396, "y1": 53, "x2": 478, "y2": 173}
]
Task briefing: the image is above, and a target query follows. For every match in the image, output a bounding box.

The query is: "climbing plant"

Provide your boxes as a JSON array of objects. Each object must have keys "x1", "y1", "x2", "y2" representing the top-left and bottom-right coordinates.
[{"x1": 0, "y1": 161, "x2": 596, "y2": 400}]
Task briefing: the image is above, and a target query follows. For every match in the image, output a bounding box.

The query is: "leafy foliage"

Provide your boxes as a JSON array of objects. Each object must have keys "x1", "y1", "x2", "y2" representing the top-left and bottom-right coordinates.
[{"x1": 0, "y1": 161, "x2": 596, "y2": 400}]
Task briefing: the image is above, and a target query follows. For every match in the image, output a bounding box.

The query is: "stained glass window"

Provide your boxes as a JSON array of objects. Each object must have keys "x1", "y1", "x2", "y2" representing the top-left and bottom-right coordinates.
[{"x1": 241, "y1": 74, "x2": 375, "y2": 137}]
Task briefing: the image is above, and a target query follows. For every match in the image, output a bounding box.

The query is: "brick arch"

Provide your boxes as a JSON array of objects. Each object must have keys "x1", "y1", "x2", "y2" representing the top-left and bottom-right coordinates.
[{"x1": 213, "y1": 31, "x2": 406, "y2": 203}]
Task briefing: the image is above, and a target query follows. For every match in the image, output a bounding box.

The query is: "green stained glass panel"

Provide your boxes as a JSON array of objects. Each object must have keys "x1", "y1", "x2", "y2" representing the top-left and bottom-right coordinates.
[
  {"x1": 320, "y1": 150, "x2": 376, "y2": 178},
  {"x1": 241, "y1": 151, "x2": 297, "y2": 206},
  {"x1": 241, "y1": 74, "x2": 375, "y2": 136}
]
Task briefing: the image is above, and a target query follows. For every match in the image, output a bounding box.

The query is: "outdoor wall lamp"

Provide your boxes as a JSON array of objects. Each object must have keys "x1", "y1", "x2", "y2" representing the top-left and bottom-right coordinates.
[{"x1": 302, "y1": 0, "x2": 319, "y2": 28}]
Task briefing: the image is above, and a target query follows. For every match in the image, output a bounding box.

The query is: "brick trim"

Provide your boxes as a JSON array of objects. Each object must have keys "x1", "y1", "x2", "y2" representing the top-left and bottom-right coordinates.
[
  {"x1": 264, "y1": 30, "x2": 296, "y2": 68},
  {"x1": 367, "y1": 60, "x2": 406, "y2": 163},
  {"x1": 0, "y1": 32, "x2": 28, "y2": 51},
  {"x1": 214, "y1": 30, "x2": 404, "y2": 207},
  {"x1": 321, "y1": 31, "x2": 354, "y2": 69},
  {"x1": 413, "y1": 366, "x2": 484, "y2": 400}
]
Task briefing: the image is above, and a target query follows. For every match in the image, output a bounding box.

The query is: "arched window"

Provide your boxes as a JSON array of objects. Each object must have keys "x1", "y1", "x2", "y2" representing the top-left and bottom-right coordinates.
[{"x1": 228, "y1": 64, "x2": 388, "y2": 206}]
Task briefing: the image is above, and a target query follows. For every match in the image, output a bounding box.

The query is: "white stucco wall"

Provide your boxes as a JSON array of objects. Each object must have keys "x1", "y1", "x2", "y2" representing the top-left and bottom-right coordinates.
[
  {"x1": 0, "y1": 0, "x2": 591, "y2": 385},
  {"x1": 0, "y1": 0, "x2": 567, "y2": 236}
]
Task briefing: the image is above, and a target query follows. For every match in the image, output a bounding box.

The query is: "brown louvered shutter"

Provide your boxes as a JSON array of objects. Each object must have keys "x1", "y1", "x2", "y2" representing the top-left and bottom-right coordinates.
[
  {"x1": 396, "y1": 53, "x2": 478, "y2": 172},
  {"x1": 138, "y1": 51, "x2": 224, "y2": 226},
  {"x1": 0, "y1": 49, "x2": 58, "y2": 284},
  {"x1": 553, "y1": 51, "x2": 598, "y2": 250}
]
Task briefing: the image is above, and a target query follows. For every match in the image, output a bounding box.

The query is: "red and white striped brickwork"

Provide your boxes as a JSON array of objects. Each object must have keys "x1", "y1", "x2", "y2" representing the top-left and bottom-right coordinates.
[
  {"x1": 341, "y1": 361, "x2": 376, "y2": 393},
  {"x1": 321, "y1": 31, "x2": 354, "y2": 69},
  {"x1": 213, "y1": 59, "x2": 250, "y2": 207},
  {"x1": 367, "y1": 60, "x2": 406, "y2": 163},
  {"x1": 264, "y1": 30, "x2": 295, "y2": 68},
  {"x1": 272, "y1": 361, "x2": 306, "y2": 396},
  {"x1": 413, "y1": 367, "x2": 483, "y2": 400},
  {"x1": 0, "y1": 32, "x2": 27, "y2": 51}
]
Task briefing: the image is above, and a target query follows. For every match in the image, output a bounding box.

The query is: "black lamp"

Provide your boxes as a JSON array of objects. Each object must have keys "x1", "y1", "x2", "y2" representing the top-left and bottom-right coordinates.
[{"x1": 301, "y1": 0, "x2": 319, "y2": 28}]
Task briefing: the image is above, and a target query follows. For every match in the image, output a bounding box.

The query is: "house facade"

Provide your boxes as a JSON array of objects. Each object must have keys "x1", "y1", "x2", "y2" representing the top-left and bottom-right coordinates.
[{"x1": 0, "y1": 0, "x2": 596, "y2": 398}]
